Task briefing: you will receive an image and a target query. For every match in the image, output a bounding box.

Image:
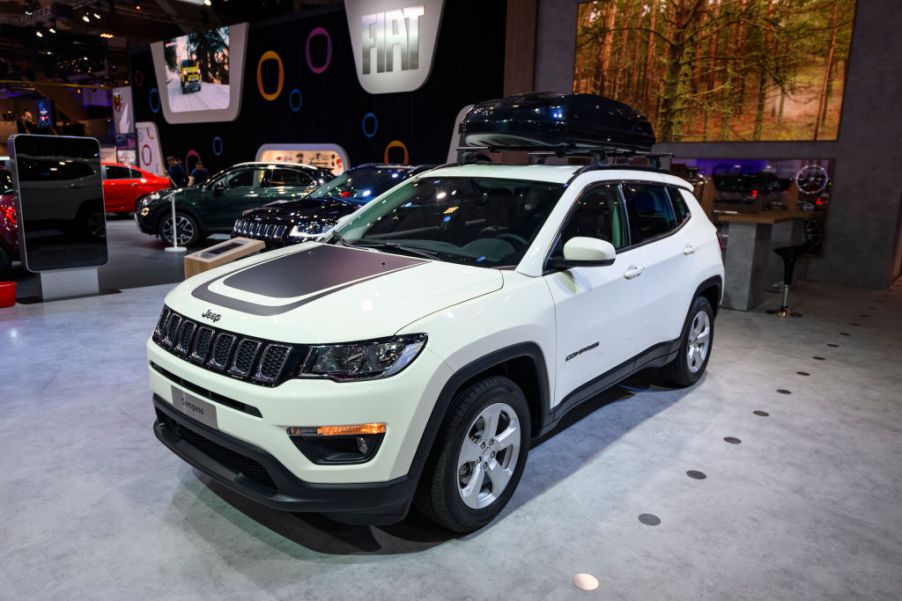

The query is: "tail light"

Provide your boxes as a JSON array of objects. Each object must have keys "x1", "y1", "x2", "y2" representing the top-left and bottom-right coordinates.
[{"x1": 1, "y1": 205, "x2": 15, "y2": 226}]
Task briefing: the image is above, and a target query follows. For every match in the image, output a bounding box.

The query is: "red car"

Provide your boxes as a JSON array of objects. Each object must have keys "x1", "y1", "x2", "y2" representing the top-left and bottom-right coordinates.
[
  {"x1": 102, "y1": 162, "x2": 171, "y2": 214},
  {"x1": 0, "y1": 184, "x2": 17, "y2": 277}
]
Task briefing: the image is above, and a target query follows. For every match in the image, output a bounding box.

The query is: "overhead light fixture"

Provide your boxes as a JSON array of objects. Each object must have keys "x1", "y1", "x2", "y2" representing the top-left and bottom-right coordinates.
[
  {"x1": 48, "y1": 20, "x2": 57, "y2": 33},
  {"x1": 24, "y1": 1, "x2": 39, "y2": 16},
  {"x1": 93, "y1": 11, "x2": 101, "y2": 19},
  {"x1": 82, "y1": 14, "x2": 90, "y2": 22},
  {"x1": 203, "y1": 0, "x2": 212, "y2": 5},
  {"x1": 100, "y1": 32, "x2": 114, "y2": 38},
  {"x1": 134, "y1": 1, "x2": 142, "y2": 10},
  {"x1": 35, "y1": 30, "x2": 44, "y2": 38}
]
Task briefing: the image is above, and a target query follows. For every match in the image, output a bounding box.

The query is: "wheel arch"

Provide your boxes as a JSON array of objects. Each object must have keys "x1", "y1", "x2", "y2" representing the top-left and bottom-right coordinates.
[
  {"x1": 694, "y1": 275, "x2": 722, "y2": 317},
  {"x1": 407, "y1": 343, "x2": 551, "y2": 483}
]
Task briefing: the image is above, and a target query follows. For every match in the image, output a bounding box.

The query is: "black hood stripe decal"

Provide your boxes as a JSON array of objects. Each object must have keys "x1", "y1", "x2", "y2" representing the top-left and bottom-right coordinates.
[{"x1": 191, "y1": 244, "x2": 426, "y2": 316}]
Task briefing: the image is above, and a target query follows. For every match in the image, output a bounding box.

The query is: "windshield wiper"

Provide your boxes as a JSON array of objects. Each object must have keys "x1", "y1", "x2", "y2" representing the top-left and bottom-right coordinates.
[{"x1": 353, "y1": 240, "x2": 441, "y2": 260}]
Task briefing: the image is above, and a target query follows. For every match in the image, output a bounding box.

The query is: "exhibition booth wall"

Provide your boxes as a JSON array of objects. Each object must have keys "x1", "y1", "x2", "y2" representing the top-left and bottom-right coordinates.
[
  {"x1": 128, "y1": 1, "x2": 506, "y2": 172},
  {"x1": 532, "y1": 0, "x2": 902, "y2": 290}
]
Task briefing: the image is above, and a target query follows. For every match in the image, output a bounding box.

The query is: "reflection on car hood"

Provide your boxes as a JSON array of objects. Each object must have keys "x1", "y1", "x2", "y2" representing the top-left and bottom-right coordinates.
[
  {"x1": 167, "y1": 243, "x2": 504, "y2": 342},
  {"x1": 241, "y1": 197, "x2": 357, "y2": 224}
]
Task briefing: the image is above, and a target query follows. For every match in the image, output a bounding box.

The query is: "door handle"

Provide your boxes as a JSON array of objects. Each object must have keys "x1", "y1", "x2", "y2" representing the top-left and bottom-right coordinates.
[
  {"x1": 683, "y1": 244, "x2": 697, "y2": 255},
  {"x1": 623, "y1": 265, "x2": 645, "y2": 280}
]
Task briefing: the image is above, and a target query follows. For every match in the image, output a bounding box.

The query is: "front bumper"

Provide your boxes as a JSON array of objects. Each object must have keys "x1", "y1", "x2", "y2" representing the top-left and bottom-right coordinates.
[
  {"x1": 153, "y1": 395, "x2": 417, "y2": 523},
  {"x1": 147, "y1": 337, "x2": 453, "y2": 519}
]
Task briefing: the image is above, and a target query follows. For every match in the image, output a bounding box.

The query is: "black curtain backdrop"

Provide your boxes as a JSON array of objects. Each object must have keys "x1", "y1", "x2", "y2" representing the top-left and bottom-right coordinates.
[{"x1": 130, "y1": 1, "x2": 506, "y2": 173}]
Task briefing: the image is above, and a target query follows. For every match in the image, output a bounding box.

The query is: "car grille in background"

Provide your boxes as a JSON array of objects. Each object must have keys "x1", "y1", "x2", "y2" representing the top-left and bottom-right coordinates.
[
  {"x1": 153, "y1": 307, "x2": 303, "y2": 386},
  {"x1": 233, "y1": 220, "x2": 288, "y2": 241}
]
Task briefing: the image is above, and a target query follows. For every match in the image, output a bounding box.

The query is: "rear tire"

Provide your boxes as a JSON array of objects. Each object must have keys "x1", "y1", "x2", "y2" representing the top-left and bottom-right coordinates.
[
  {"x1": 661, "y1": 296, "x2": 714, "y2": 387},
  {"x1": 416, "y1": 375, "x2": 530, "y2": 533}
]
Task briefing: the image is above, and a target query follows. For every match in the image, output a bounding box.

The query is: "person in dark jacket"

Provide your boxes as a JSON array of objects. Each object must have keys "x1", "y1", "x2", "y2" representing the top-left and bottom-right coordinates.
[
  {"x1": 167, "y1": 156, "x2": 188, "y2": 188},
  {"x1": 189, "y1": 161, "x2": 210, "y2": 186}
]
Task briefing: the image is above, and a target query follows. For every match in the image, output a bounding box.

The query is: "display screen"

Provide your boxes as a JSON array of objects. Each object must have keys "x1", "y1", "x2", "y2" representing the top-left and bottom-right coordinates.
[
  {"x1": 573, "y1": 0, "x2": 856, "y2": 142},
  {"x1": 150, "y1": 23, "x2": 247, "y2": 124},
  {"x1": 35, "y1": 99, "x2": 54, "y2": 129},
  {"x1": 255, "y1": 144, "x2": 349, "y2": 176},
  {"x1": 10, "y1": 135, "x2": 108, "y2": 272}
]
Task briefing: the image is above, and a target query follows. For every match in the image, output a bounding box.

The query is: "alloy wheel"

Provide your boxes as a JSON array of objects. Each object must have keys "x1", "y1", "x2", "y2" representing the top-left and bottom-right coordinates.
[
  {"x1": 687, "y1": 310, "x2": 711, "y2": 373},
  {"x1": 161, "y1": 214, "x2": 195, "y2": 246},
  {"x1": 457, "y1": 402, "x2": 521, "y2": 509}
]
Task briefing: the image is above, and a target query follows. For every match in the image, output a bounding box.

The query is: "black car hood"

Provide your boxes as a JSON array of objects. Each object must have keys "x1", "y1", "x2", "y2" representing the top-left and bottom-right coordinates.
[{"x1": 241, "y1": 197, "x2": 358, "y2": 223}]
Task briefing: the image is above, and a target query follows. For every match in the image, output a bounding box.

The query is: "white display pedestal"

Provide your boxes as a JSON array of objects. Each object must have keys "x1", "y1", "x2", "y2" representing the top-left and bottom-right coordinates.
[{"x1": 39, "y1": 268, "x2": 101, "y2": 301}]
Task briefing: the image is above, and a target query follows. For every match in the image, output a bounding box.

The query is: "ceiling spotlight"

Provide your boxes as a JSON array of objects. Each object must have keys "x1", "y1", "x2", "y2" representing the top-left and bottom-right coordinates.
[
  {"x1": 82, "y1": 14, "x2": 90, "y2": 22},
  {"x1": 24, "y1": 1, "x2": 39, "y2": 16},
  {"x1": 48, "y1": 26, "x2": 57, "y2": 34},
  {"x1": 100, "y1": 32, "x2": 114, "y2": 38},
  {"x1": 35, "y1": 30, "x2": 44, "y2": 38},
  {"x1": 203, "y1": 0, "x2": 212, "y2": 5},
  {"x1": 93, "y1": 11, "x2": 101, "y2": 19},
  {"x1": 134, "y1": 1, "x2": 142, "y2": 10}
]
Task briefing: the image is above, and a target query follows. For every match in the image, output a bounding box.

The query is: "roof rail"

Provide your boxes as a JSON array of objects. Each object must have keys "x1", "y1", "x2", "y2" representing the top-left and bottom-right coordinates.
[{"x1": 455, "y1": 145, "x2": 673, "y2": 170}]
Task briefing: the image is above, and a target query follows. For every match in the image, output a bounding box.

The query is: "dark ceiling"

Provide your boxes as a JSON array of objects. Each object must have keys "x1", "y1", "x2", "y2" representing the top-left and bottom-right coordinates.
[{"x1": 0, "y1": 0, "x2": 340, "y2": 97}]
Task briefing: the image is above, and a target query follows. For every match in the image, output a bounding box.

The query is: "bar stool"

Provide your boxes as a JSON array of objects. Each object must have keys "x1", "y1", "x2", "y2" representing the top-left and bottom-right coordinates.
[{"x1": 767, "y1": 219, "x2": 823, "y2": 318}]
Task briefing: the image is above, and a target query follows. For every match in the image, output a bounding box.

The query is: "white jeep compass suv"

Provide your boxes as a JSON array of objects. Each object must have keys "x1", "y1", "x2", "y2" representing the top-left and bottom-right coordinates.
[{"x1": 147, "y1": 159, "x2": 724, "y2": 532}]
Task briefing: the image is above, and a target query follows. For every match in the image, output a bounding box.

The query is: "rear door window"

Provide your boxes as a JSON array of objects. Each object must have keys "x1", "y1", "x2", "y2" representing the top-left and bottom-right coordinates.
[
  {"x1": 104, "y1": 165, "x2": 132, "y2": 180},
  {"x1": 622, "y1": 183, "x2": 677, "y2": 243},
  {"x1": 668, "y1": 186, "x2": 691, "y2": 225}
]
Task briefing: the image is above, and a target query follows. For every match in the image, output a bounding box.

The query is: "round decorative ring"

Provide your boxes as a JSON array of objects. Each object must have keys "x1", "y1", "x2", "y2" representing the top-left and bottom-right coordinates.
[
  {"x1": 256, "y1": 50, "x2": 284, "y2": 101},
  {"x1": 184, "y1": 150, "x2": 201, "y2": 171},
  {"x1": 361, "y1": 112, "x2": 379, "y2": 138},
  {"x1": 212, "y1": 136, "x2": 224, "y2": 157},
  {"x1": 305, "y1": 27, "x2": 332, "y2": 74},
  {"x1": 148, "y1": 87, "x2": 160, "y2": 113},
  {"x1": 289, "y1": 88, "x2": 303, "y2": 112},
  {"x1": 383, "y1": 140, "x2": 409, "y2": 165},
  {"x1": 134, "y1": 70, "x2": 144, "y2": 87},
  {"x1": 141, "y1": 144, "x2": 153, "y2": 166}
]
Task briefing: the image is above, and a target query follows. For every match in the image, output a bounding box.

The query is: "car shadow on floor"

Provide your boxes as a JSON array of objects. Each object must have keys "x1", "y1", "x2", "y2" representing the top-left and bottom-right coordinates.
[{"x1": 186, "y1": 368, "x2": 696, "y2": 556}]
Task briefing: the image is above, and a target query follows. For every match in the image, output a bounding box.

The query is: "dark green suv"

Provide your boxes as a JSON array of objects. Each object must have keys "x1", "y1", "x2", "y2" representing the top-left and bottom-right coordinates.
[{"x1": 135, "y1": 162, "x2": 331, "y2": 246}]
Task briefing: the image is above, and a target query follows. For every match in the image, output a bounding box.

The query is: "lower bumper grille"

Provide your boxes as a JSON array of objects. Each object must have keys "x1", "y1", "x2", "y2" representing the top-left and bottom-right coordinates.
[{"x1": 156, "y1": 408, "x2": 277, "y2": 491}]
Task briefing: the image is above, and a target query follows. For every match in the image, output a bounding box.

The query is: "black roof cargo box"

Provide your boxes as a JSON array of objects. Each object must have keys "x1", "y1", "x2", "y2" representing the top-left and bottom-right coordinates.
[{"x1": 459, "y1": 92, "x2": 656, "y2": 153}]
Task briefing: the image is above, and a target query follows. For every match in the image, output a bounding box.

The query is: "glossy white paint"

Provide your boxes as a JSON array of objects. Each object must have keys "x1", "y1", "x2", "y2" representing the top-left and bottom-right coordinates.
[{"x1": 151, "y1": 166, "x2": 724, "y2": 486}]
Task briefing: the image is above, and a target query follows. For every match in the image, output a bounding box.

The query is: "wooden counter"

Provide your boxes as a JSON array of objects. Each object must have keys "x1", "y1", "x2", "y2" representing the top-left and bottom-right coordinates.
[{"x1": 716, "y1": 210, "x2": 814, "y2": 225}]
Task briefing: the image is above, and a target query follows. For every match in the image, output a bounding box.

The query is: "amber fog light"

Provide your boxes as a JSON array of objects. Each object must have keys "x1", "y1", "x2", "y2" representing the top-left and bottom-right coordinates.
[{"x1": 287, "y1": 423, "x2": 386, "y2": 464}]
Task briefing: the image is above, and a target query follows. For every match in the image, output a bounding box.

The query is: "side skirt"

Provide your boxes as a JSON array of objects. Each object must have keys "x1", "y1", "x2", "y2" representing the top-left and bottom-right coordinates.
[{"x1": 538, "y1": 339, "x2": 681, "y2": 437}]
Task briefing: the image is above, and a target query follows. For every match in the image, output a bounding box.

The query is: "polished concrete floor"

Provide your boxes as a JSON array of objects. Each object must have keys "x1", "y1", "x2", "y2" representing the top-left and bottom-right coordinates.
[{"x1": 1, "y1": 278, "x2": 901, "y2": 600}]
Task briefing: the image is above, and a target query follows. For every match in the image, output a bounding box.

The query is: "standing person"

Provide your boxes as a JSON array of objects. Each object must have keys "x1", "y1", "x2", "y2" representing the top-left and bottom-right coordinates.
[
  {"x1": 189, "y1": 161, "x2": 210, "y2": 186},
  {"x1": 16, "y1": 111, "x2": 34, "y2": 134},
  {"x1": 167, "y1": 156, "x2": 188, "y2": 188}
]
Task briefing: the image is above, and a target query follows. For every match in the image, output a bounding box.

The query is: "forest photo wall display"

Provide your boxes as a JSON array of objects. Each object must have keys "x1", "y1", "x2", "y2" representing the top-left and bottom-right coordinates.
[{"x1": 573, "y1": 0, "x2": 856, "y2": 142}]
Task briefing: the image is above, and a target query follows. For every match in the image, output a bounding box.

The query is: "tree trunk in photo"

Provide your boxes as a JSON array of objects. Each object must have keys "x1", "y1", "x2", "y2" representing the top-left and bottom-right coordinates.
[
  {"x1": 643, "y1": 1, "x2": 659, "y2": 115},
  {"x1": 814, "y1": 1, "x2": 839, "y2": 139},
  {"x1": 753, "y1": 0, "x2": 775, "y2": 140},
  {"x1": 702, "y1": 0, "x2": 721, "y2": 141},
  {"x1": 599, "y1": 3, "x2": 618, "y2": 94}
]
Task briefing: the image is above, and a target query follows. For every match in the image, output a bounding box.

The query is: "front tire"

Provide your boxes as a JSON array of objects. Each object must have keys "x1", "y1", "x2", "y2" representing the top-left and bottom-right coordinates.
[
  {"x1": 159, "y1": 211, "x2": 200, "y2": 247},
  {"x1": 416, "y1": 375, "x2": 530, "y2": 533},
  {"x1": 661, "y1": 296, "x2": 714, "y2": 387}
]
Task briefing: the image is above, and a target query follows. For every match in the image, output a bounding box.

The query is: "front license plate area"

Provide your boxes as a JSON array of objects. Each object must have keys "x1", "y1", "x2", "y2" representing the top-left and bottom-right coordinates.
[{"x1": 171, "y1": 385, "x2": 218, "y2": 430}]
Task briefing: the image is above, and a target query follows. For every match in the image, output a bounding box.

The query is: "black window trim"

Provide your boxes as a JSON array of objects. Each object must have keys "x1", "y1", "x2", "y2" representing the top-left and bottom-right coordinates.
[{"x1": 542, "y1": 179, "x2": 694, "y2": 273}]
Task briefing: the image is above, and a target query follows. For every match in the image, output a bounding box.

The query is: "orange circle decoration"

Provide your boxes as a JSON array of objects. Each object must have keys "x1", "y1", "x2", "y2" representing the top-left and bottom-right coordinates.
[
  {"x1": 256, "y1": 50, "x2": 284, "y2": 102},
  {"x1": 383, "y1": 140, "x2": 409, "y2": 165}
]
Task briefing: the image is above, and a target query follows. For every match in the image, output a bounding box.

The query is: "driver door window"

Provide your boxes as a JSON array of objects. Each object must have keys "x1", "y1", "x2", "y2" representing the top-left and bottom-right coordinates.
[
  {"x1": 225, "y1": 168, "x2": 256, "y2": 190},
  {"x1": 549, "y1": 183, "x2": 628, "y2": 262}
]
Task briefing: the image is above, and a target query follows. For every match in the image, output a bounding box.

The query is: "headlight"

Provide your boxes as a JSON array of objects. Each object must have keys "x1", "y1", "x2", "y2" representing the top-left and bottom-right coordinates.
[
  {"x1": 288, "y1": 222, "x2": 326, "y2": 239},
  {"x1": 299, "y1": 335, "x2": 427, "y2": 381},
  {"x1": 143, "y1": 193, "x2": 161, "y2": 205}
]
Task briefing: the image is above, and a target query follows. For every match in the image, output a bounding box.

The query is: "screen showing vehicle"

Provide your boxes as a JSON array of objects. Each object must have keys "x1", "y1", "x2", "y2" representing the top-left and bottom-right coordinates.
[
  {"x1": 573, "y1": 0, "x2": 855, "y2": 141},
  {"x1": 150, "y1": 23, "x2": 247, "y2": 124},
  {"x1": 9, "y1": 135, "x2": 108, "y2": 272}
]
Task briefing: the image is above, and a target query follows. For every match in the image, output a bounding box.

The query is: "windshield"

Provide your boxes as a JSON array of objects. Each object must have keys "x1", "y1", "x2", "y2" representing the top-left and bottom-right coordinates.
[
  {"x1": 333, "y1": 176, "x2": 566, "y2": 268},
  {"x1": 309, "y1": 167, "x2": 408, "y2": 204}
]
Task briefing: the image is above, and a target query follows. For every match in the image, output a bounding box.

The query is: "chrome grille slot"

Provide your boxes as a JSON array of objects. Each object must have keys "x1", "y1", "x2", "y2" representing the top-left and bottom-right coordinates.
[{"x1": 153, "y1": 308, "x2": 303, "y2": 386}]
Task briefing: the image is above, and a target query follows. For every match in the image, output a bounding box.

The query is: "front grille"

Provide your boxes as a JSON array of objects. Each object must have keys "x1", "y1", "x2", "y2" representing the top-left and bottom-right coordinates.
[
  {"x1": 157, "y1": 409, "x2": 276, "y2": 491},
  {"x1": 233, "y1": 220, "x2": 289, "y2": 241},
  {"x1": 152, "y1": 307, "x2": 304, "y2": 386}
]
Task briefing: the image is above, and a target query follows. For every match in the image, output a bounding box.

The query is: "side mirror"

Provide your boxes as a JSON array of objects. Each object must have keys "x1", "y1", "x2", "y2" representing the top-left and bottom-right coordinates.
[
  {"x1": 555, "y1": 237, "x2": 617, "y2": 268},
  {"x1": 213, "y1": 183, "x2": 224, "y2": 196}
]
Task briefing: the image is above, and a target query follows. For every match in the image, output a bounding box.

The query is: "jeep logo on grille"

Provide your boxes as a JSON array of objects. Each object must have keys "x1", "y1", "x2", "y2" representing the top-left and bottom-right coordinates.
[{"x1": 201, "y1": 309, "x2": 221, "y2": 323}]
